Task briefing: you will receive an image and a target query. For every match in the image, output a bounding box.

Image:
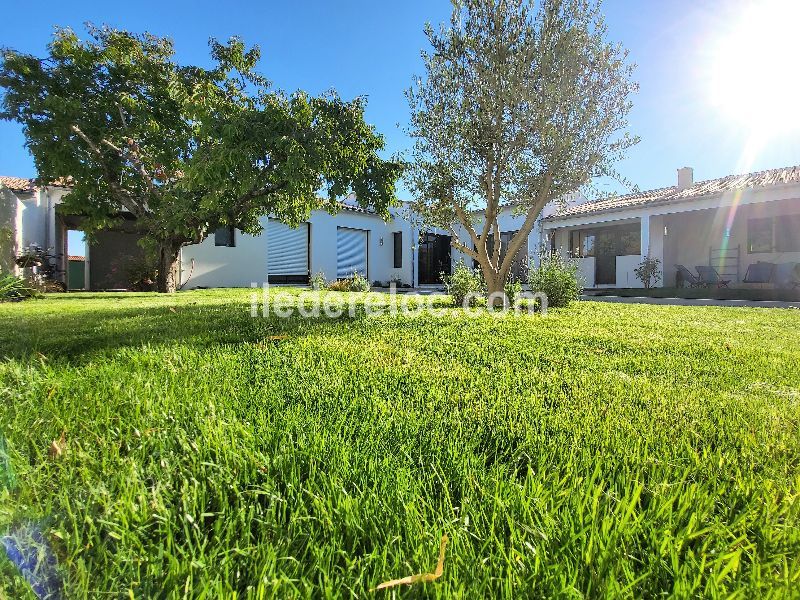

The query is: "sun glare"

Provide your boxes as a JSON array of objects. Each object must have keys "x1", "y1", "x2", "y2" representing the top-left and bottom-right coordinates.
[{"x1": 709, "y1": 0, "x2": 800, "y2": 134}]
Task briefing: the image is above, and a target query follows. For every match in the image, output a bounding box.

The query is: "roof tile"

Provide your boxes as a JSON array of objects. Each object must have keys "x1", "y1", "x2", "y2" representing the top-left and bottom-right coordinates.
[
  {"x1": 546, "y1": 164, "x2": 800, "y2": 220},
  {"x1": 0, "y1": 176, "x2": 34, "y2": 192}
]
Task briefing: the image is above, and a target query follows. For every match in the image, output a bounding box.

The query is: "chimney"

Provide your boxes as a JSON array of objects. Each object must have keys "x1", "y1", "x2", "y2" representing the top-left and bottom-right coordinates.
[{"x1": 677, "y1": 166, "x2": 694, "y2": 190}]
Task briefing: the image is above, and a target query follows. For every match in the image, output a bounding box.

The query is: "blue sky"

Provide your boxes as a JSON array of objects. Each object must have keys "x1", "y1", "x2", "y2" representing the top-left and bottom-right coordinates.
[{"x1": 2, "y1": 0, "x2": 799, "y2": 256}]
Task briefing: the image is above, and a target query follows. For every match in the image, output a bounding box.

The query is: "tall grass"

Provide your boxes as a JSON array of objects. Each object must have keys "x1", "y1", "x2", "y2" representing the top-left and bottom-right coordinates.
[{"x1": 0, "y1": 289, "x2": 798, "y2": 597}]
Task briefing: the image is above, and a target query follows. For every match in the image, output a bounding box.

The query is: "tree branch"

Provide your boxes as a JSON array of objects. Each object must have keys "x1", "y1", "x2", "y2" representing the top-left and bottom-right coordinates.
[
  {"x1": 448, "y1": 231, "x2": 479, "y2": 260},
  {"x1": 499, "y1": 173, "x2": 553, "y2": 275},
  {"x1": 70, "y1": 124, "x2": 145, "y2": 217}
]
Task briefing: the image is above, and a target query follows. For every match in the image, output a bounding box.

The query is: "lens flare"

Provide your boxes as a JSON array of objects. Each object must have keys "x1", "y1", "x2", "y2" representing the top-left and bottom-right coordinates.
[{"x1": 709, "y1": 0, "x2": 800, "y2": 134}]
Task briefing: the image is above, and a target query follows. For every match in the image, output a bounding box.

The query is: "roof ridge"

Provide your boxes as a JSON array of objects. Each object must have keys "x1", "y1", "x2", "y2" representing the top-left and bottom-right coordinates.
[{"x1": 546, "y1": 163, "x2": 800, "y2": 221}]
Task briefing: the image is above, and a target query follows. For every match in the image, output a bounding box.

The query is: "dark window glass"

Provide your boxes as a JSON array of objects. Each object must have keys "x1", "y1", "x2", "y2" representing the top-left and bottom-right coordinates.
[
  {"x1": 570, "y1": 231, "x2": 580, "y2": 257},
  {"x1": 570, "y1": 230, "x2": 597, "y2": 258},
  {"x1": 214, "y1": 226, "x2": 235, "y2": 247},
  {"x1": 393, "y1": 231, "x2": 402, "y2": 268},
  {"x1": 776, "y1": 214, "x2": 800, "y2": 252},
  {"x1": 583, "y1": 233, "x2": 596, "y2": 257},
  {"x1": 748, "y1": 218, "x2": 773, "y2": 253},
  {"x1": 618, "y1": 225, "x2": 641, "y2": 255}
]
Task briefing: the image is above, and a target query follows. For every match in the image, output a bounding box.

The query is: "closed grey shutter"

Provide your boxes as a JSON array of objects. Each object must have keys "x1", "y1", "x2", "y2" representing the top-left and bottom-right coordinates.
[
  {"x1": 268, "y1": 220, "x2": 309, "y2": 280},
  {"x1": 337, "y1": 227, "x2": 368, "y2": 279}
]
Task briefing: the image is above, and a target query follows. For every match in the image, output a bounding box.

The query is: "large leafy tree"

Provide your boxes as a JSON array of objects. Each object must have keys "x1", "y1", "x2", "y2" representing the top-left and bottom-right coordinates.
[
  {"x1": 407, "y1": 0, "x2": 638, "y2": 300},
  {"x1": 1, "y1": 26, "x2": 401, "y2": 292}
]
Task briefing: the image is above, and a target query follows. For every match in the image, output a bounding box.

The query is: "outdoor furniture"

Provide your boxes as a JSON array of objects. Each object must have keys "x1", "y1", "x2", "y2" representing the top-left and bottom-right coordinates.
[
  {"x1": 773, "y1": 262, "x2": 800, "y2": 289},
  {"x1": 695, "y1": 265, "x2": 731, "y2": 288},
  {"x1": 675, "y1": 264, "x2": 703, "y2": 287},
  {"x1": 743, "y1": 261, "x2": 775, "y2": 284}
]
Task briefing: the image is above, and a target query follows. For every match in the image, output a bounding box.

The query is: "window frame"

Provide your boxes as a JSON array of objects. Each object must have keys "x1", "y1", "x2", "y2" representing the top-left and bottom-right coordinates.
[
  {"x1": 747, "y1": 217, "x2": 773, "y2": 254},
  {"x1": 775, "y1": 214, "x2": 800, "y2": 253},
  {"x1": 214, "y1": 226, "x2": 236, "y2": 247}
]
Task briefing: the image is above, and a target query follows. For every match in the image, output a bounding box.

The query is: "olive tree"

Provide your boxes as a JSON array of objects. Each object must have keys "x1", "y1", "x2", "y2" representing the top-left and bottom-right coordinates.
[
  {"x1": 1, "y1": 26, "x2": 401, "y2": 292},
  {"x1": 407, "y1": 0, "x2": 638, "y2": 300}
]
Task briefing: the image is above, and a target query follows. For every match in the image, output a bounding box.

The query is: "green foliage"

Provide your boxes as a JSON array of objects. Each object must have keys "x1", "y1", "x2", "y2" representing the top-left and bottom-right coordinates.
[
  {"x1": 0, "y1": 25, "x2": 402, "y2": 291},
  {"x1": 407, "y1": 0, "x2": 638, "y2": 292},
  {"x1": 442, "y1": 261, "x2": 485, "y2": 306},
  {"x1": 108, "y1": 255, "x2": 158, "y2": 291},
  {"x1": 504, "y1": 278, "x2": 523, "y2": 307},
  {"x1": 347, "y1": 271, "x2": 371, "y2": 292},
  {"x1": 309, "y1": 271, "x2": 327, "y2": 291},
  {"x1": 0, "y1": 272, "x2": 38, "y2": 300},
  {"x1": 328, "y1": 271, "x2": 371, "y2": 292},
  {"x1": 528, "y1": 252, "x2": 583, "y2": 307},
  {"x1": 0, "y1": 290, "x2": 799, "y2": 597},
  {"x1": 634, "y1": 256, "x2": 662, "y2": 289}
]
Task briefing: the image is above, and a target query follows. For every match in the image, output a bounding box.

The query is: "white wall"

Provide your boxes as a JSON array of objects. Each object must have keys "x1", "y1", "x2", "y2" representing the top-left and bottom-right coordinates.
[
  {"x1": 180, "y1": 207, "x2": 414, "y2": 289},
  {"x1": 0, "y1": 189, "x2": 23, "y2": 272},
  {"x1": 616, "y1": 255, "x2": 645, "y2": 288},
  {"x1": 180, "y1": 217, "x2": 271, "y2": 288},
  {"x1": 308, "y1": 208, "x2": 412, "y2": 285},
  {"x1": 576, "y1": 257, "x2": 595, "y2": 288},
  {"x1": 450, "y1": 194, "x2": 587, "y2": 268}
]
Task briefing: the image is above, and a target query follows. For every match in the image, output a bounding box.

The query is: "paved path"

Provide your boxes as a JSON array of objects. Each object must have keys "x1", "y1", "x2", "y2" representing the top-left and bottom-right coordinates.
[{"x1": 582, "y1": 295, "x2": 800, "y2": 309}]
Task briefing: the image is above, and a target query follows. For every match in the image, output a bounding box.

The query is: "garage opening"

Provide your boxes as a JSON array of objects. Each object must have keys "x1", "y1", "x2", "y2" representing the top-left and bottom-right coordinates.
[
  {"x1": 267, "y1": 219, "x2": 310, "y2": 284},
  {"x1": 337, "y1": 227, "x2": 368, "y2": 279},
  {"x1": 66, "y1": 230, "x2": 86, "y2": 290}
]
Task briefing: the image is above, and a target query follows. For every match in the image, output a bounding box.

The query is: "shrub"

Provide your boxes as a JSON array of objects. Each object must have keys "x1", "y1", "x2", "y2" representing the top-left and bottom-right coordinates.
[
  {"x1": 442, "y1": 262, "x2": 485, "y2": 307},
  {"x1": 634, "y1": 256, "x2": 662, "y2": 289},
  {"x1": 348, "y1": 271, "x2": 371, "y2": 292},
  {"x1": 0, "y1": 272, "x2": 38, "y2": 301},
  {"x1": 326, "y1": 279, "x2": 350, "y2": 292},
  {"x1": 309, "y1": 271, "x2": 327, "y2": 291},
  {"x1": 504, "y1": 278, "x2": 522, "y2": 307},
  {"x1": 327, "y1": 272, "x2": 371, "y2": 292},
  {"x1": 528, "y1": 252, "x2": 582, "y2": 308}
]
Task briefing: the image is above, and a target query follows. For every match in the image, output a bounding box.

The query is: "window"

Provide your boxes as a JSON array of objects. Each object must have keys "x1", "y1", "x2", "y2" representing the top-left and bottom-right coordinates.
[
  {"x1": 748, "y1": 218, "x2": 773, "y2": 253},
  {"x1": 214, "y1": 226, "x2": 235, "y2": 247},
  {"x1": 393, "y1": 231, "x2": 402, "y2": 268},
  {"x1": 569, "y1": 224, "x2": 638, "y2": 257},
  {"x1": 776, "y1": 214, "x2": 800, "y2": 252},
  {"x1": 569, "y1": 230, "x2": 596, "y2": 257},
  {"x1": 618, "y1": 225, "x2": 641, "y2": 255}
]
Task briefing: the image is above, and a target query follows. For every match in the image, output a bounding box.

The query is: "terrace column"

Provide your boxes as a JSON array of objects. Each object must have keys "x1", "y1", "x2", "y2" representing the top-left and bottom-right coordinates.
[{"x1": 640, "y1": 214, "x2": 650, "y2": 260}]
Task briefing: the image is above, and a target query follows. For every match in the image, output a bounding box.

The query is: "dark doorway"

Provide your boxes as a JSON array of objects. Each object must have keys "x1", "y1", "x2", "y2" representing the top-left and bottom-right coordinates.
[
  {"x1": 418, "y1": 232, "x2": 451, "y2": 284},
  {"x1": 594, "y1": 229, "x2": 618, "y2": 285}
]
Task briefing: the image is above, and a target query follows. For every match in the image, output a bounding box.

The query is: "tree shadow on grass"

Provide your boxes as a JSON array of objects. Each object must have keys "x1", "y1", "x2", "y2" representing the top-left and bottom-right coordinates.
[{"x1": 0, "y1": 299, "x2": 364, "y2": 363}]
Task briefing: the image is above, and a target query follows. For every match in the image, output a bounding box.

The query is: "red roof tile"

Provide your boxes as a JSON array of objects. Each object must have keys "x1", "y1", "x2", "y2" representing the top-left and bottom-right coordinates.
[{"x1": 0, "y1": 176, "x2": 34, "y2": 192}]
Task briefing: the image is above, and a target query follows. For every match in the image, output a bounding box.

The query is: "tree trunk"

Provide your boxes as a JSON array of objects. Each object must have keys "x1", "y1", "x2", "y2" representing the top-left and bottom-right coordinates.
[
  {"x1": 478, "y1": 258, "x2": 508, "y2": 308},
  {"x1": 155, "y1": 242, "x2": 180, "y2": 293}
]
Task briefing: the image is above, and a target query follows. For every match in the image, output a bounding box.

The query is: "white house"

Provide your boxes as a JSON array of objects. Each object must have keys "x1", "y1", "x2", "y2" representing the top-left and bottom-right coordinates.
[
  {"x1": 180, "y1": 202, "x2": 417, "y2": 288},
  {"x1": 8, "y1": 164, "x2": 797, "y2": 293},
  {"x1": 0, "y1": 177, "x2": 72, "y2": 276},
  {"x1": 180, "y1": 194, "x2": 584, "y2": 289},
  {"x1": 542, "y1": 165, "x2": 800, "y2": 289}
]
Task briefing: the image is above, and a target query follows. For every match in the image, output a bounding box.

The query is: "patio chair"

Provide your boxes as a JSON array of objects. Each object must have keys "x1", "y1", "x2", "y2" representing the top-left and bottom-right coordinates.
[
  {"x1": 675, "y1": 264, "x2": 702, "y2": 287},
  {"x1": 695, "y1": 265, "x2": 731, "y2": 288},
  {"x1": 743, "y1": 261, "x2": 775, "y2": 285},
  {"x1": 773, "y1": 262, "x2": 800, "y2": 289}
]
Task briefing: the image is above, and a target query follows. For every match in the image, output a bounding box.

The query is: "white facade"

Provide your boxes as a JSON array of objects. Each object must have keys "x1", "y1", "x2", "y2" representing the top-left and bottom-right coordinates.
[
  {"x1": 542, "y1": 167, "x2": 800, "y2": 289},
  {"x1": 450, "y1": 194, "x2": 589, "y2": 269},
  {"x1": 180, "y1": 205, "x2": 415, "y2": 288},
  {"x1": 0, "y1": 182, "x2": 71, "y2": 275}
]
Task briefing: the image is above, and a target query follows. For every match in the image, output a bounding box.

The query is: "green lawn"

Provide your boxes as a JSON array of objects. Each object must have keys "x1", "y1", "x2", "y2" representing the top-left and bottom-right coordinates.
[{"x1": 1, "y1": 289, "x2": 799, "y2": 598}]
